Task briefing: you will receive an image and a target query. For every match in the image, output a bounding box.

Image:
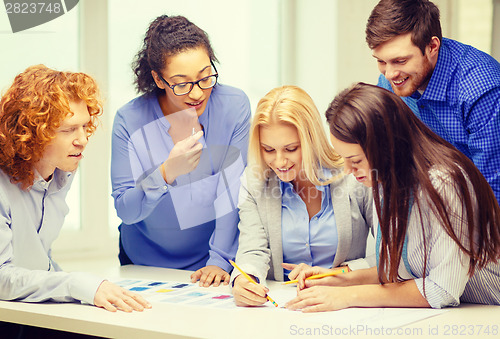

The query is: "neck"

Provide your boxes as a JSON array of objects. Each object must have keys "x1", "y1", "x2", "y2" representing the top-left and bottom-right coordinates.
[
  {"x1": 157, "y1": 93, "x2": 173, "y2": 116},
  {"x1": 33, "y1": 163, "x2": 54, "y2": 182},
  {"x1": 292, "y1": 175, "x2": 321, "y2": 218},
  {"x1": 292, "y1": 175, "x2": 315, "y2": 195}
]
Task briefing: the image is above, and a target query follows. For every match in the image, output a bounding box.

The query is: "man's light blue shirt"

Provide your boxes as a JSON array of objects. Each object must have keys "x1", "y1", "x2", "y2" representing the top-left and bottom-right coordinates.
[
  {"x1": 280, "y1": 180, "x2": 338, "y2": 272},
  {"x1": 0, "y1": 169, "x2": 102, "y2": 304},
  {"x1": 378, "y1": 37, "x2": 500, "y2": 204}
]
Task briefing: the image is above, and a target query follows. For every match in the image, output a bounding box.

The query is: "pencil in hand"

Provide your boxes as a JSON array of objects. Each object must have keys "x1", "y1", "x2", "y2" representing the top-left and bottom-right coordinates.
[
  {"x1": 229, "y1": 260, "x2": 279, "y2": 308},
  {"x1": 283, "y1": 266, "x2": 348, "y2": 285}
]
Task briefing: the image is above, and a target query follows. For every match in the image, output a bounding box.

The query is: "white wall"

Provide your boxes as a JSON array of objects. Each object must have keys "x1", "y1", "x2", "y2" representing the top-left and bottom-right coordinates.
[{"x1": 0, "y1": 0, "x2": 495, "y2": 263}]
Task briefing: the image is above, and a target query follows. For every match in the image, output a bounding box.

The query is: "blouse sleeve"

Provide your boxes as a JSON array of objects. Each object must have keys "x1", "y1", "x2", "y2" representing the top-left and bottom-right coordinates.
[
  {"x1": 205, "y1": 92, "x2": 251, "y2": 271},
  {"x1": 412, "y1": 171, "x2": 473, "y2": 308},
  {"x1": 111, "y1": 111, "x2": 174, "y2": 224},
  {"x1": 0, "y1": 189, "x2": 102, "y2": 305}
]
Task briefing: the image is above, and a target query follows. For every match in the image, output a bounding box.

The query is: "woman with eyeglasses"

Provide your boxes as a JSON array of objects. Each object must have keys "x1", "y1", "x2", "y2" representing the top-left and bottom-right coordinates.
[
  {"x1": 286, "y1": 83, "x2": 500, "y2": 312},
  {"x1": 111, "y1": 15, "x2": 251, "y2": 287}
]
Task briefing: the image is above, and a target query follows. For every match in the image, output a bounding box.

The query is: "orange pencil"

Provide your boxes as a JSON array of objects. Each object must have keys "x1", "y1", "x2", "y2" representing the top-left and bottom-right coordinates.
[
  {"x1": 283, "y1": 266, "x2": 348, "y2": 285},
  {"x1": 229, "y1": 260, "x2": 279, "y2": 307}
]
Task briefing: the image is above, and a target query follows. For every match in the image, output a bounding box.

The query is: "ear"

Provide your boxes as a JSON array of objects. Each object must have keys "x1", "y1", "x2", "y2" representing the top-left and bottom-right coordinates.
[
  {"x1": 426, "y1": 36, "x2": 440, "y2": 64},
  {"x1": 151, "y1": 70, "x2": 166, "y2": 89}
]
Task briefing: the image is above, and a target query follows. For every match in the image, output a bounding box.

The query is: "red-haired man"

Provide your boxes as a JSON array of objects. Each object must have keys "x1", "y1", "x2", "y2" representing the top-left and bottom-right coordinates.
[{"x1": 0, "y1": 65, "x2": 151, "y2": 315}]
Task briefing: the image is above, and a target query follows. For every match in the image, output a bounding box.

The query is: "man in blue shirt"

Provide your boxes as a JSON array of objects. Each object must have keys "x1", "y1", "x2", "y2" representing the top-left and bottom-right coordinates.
[{"x1": 366, "y1": 0, "x2": 500, "y2": 205}]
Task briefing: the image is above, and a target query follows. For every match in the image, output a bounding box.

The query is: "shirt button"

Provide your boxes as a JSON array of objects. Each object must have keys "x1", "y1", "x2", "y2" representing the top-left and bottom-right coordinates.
[
  {"x1": 305, "y1": 243, "x2": 309, "y2": 247},
  {"x1": 163, "y1": 185, "x2": 168, "y2": 191}
]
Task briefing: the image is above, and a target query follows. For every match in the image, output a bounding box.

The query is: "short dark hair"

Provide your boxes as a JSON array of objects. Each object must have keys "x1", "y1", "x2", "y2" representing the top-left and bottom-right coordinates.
[
  {"x1": 132, "y1": 15, "x2": 218, "y2": 96},
  {"x1": 366, "y1": 0, "x2": 442, "y2": 54}
]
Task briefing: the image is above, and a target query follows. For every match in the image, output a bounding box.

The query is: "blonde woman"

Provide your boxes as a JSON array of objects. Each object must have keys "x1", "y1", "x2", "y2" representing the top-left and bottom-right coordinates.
[{"x1": 231, "y1": 86, "x2": 373, "y2": 307}]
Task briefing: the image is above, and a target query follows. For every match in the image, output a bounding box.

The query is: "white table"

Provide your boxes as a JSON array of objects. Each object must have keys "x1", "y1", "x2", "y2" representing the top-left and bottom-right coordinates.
[{"x1": 0, "y1": 265, "x2": 498, "y2": 339}]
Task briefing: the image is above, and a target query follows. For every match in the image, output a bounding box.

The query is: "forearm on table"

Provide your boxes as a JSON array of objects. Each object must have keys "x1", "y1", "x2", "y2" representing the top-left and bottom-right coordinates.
[
  {"x1": 344, "y1": 266, "x2": 380, "y2": 285},
  {"x1": 347, "y1": 279, "x2": 430, "y2": 308}
]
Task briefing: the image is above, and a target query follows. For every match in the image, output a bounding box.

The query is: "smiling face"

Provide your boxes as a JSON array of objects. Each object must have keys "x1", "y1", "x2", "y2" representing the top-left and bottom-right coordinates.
[
  {"x1": 259, "y1": 123, "x2": 304, "y2": 184},
  {"x1": 372, "y1": 33, "x2": 439, "y2": 97},
  {"x1": 152, "y1": 46, "x2": 214, "y2": 117},
  {"x1": 329, "y1": 134, "x2": 373, "y2": 187},
  {"x1": 35, "y1": 100, "x2": 91, "y2": 181}
]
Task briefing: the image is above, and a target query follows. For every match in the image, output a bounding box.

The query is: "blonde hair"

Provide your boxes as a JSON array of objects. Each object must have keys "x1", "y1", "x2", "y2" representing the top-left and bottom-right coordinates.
[{"x1": 248, "y1": 85, "x2": 343, "y2": 185}]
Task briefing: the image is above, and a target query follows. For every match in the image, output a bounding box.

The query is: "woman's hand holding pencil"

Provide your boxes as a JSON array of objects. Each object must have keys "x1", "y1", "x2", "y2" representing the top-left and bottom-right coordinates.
[
  {"x1": 284, "y1": 264, "x2": 350, "y2": 290},
  {"x1": 230, "y1": 260, "x2": 279, "y2": 308}
]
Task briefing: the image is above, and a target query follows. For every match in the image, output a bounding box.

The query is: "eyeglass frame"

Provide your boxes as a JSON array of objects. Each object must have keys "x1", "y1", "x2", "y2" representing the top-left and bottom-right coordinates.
[{"x1": 157, "y1": 62, "x2": 219, "y2": 96}]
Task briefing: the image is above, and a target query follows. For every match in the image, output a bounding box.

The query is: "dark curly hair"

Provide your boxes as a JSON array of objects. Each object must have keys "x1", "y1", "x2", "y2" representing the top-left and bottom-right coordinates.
[
  {"x1": 0, "y1": 64, "x2": 102, "y2": 190},
  {"x1": 133, "y1": 15, "x2": 218, "y2": 96}
]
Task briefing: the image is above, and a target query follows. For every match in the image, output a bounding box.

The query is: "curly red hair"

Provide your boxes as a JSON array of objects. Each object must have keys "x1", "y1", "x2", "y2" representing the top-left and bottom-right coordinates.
[{"x1": 0, "y1": 64, "x2": 103, "y2": 189}]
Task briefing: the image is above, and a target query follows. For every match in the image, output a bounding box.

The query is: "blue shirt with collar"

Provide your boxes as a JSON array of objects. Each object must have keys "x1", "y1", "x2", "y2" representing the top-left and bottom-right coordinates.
[
  {"x1": 280, "y1": 179, "x2": 338, "y2": 272},
  {"x1": 111, "y1": 84, "x2": 251, "y2": 272},
  {"x1": 378, "y1": 37, "x2": 500, "y2": 204}
]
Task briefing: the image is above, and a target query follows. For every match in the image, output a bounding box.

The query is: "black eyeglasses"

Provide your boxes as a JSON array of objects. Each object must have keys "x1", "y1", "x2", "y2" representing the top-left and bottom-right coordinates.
[{"x1": 157, "y1": 63, "x2": 219, "y2": 96}]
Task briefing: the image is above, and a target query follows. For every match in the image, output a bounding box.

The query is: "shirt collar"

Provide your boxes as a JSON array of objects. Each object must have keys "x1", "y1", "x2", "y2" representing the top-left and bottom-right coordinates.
[
  {"x1": 198, "y1": 98, "x2": 210, "y2": 128},
  {"x1": 279, "y1": 180, "x2": 293, "y2": 195},
  {"x1": 32, "y1": 169, "x2": 72, "y2": 191},
  {"x1": 420, "y1": 37, "x2": 452, "y2": 102}
]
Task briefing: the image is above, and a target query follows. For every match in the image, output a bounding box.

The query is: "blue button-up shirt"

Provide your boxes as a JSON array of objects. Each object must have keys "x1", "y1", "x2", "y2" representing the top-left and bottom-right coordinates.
[
  {"x1": 111, "y1": 84, "x2": 251, "y2": 272},
  {"x1": 378, "y1": 37, "x2": 500, "y2": 204},
  {"x1": 280, "y1": 180, "x2": 338, "y2": 272}
]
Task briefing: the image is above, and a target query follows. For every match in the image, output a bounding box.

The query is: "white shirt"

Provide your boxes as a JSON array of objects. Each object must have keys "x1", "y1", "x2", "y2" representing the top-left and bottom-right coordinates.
[{"x1": 375, "y1": 168, "x2": 500, "y2": 308}]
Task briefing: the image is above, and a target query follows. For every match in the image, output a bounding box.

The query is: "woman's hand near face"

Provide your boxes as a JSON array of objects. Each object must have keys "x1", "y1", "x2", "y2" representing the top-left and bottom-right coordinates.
[
  {"x1": 232, "y1": 274, "x2": 269, "y2": 307},
  {"x1": 161, "y1": 130, "x2": 203, "y2": 184}
]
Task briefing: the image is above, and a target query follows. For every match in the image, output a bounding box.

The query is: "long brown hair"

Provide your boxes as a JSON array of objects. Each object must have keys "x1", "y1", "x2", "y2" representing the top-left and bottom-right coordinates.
[{"x1": 326, "y1": 83, "x2": 500, "y2": 283}]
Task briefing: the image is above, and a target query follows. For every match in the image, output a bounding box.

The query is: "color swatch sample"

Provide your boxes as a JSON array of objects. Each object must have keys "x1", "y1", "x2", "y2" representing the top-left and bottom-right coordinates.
[{"x1": 113, "y1": 278, "x2": 237, "y2": 309}]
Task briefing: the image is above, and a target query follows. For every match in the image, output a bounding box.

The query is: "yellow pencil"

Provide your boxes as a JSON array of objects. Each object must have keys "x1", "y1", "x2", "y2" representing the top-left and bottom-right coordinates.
[
  {"x1": 229, "y1": 260, "x2": 279, "y2": 307},
  {"x1": 283, "y1": 266, "x2": 348, "y2": 285}
]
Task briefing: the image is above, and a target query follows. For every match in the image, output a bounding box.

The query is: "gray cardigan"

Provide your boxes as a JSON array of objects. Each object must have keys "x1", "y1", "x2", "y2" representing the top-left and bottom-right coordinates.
[{"x1": 232, "y1": 167, "x2": 374, "y2": 283}]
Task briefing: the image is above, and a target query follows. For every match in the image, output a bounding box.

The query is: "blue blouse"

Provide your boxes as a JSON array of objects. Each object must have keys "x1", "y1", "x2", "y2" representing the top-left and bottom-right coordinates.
[
  {"x1": 111, "y1": 84, "x2": 251, "y2": 272},
  {"x1": 280, "y1": 180, "x2": 338, "y2": 272}
]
